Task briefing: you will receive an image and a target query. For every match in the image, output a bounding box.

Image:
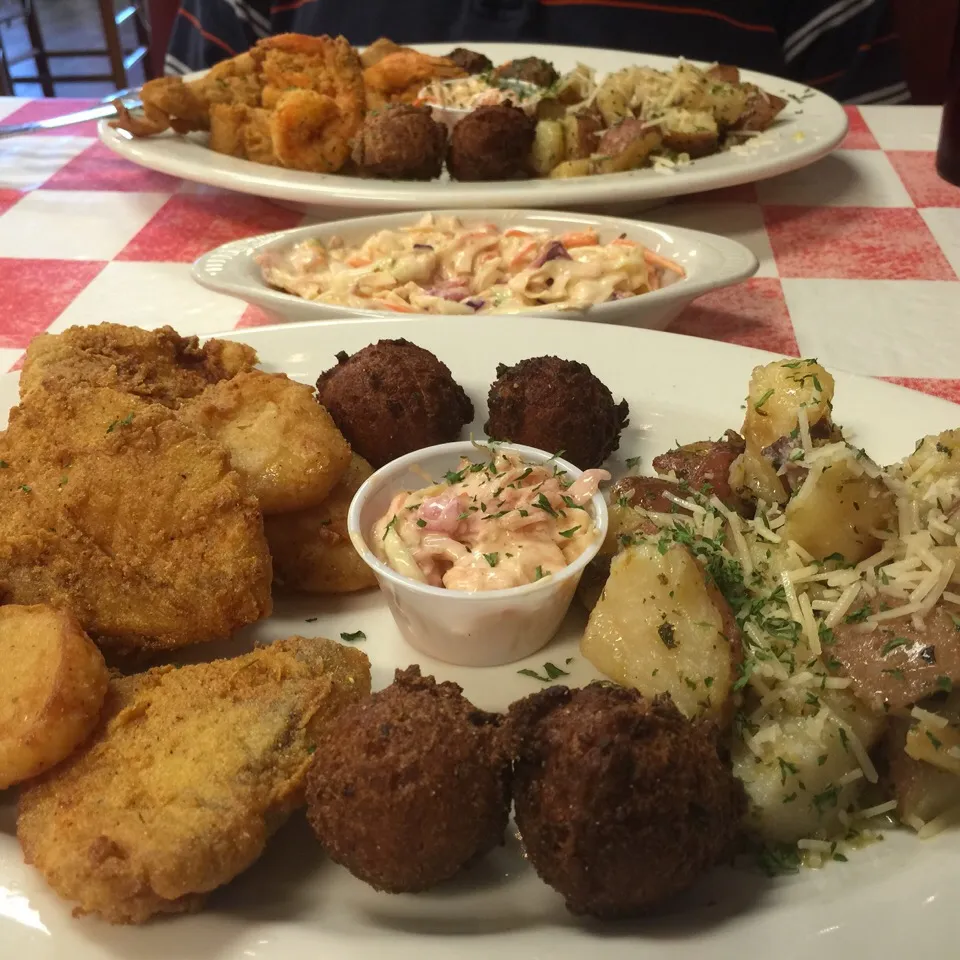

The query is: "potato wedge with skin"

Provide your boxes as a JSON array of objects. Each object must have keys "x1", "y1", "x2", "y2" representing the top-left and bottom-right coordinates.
[
  {"x1": 733, "y1": 84, "x2": 788, "y2": 132},
  {"x1": 179, "y1": 370, "x2": 351, "y2": 515},
  {"x1": 562, "y1": 109, "x2": 603, "y2": 159},
  {"x1": 660, "y1": 108, "x2": 719, "y2": 159},
  {"x1": 735, "y1": 358, "x2": 836, "y2": 504},
  {"x1": 705, "y1": 64, "x2": 740, "y2": 85},
  {"x1": 781, "y1": 455, "x2": 893, "y2": 563},
  {"x1": 887, "y1": 719, "x2": 960, "y2": 824},
  {"x1": 0, "y1": 605, "x2": 108, "y2": 789},
  {"x1": 580, "y1": 541, "x2": 740, "y2": 724},
  {"x1": 265, "y1": 454, "x2": 377, "y2": 594},
  {"x1": 595, "y1": 80, "x2": 630, "y2": 127},
  {"x1": 530, "y1": 119, "x2": 566, "y2": 176}
]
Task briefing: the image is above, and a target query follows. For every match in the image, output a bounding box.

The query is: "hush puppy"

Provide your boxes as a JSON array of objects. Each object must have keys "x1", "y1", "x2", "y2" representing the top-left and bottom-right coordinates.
[
  {"x1": 447, "y1": 104, "x2": 535, "y2": 182},
  {"x1": 352, "y1": 104, "x2": 447, "y2": 180},
  {"x1": 305, "y1": 666, "x2": 512, "y2": 893}
]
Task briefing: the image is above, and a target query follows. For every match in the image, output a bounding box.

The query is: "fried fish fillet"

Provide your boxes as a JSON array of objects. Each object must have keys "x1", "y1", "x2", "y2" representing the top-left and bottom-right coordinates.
[
  {"x1": 20, "y1": 323, "x2": 257, "y2": 407},
  {"x1": 178, "y1": 370, "x2": 352, "y2": 515},
  {"x1": 0, "y1": 384, "x2": 272, "y2": 653},
  {"x1": 18, "y1": 636, "x2": 371, "y2": 924},
  {"x1": 265, "y1": 453, "x2": 377, "y2": 593},
  {"x1": 0, "y1": 604, "x2": 108, "y2": 790}
]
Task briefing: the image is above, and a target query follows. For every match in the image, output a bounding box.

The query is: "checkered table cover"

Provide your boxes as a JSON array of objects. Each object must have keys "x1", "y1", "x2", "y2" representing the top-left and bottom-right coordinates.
[{"x1": 0, "y1": 98, "x2": 957, "y2": 402}]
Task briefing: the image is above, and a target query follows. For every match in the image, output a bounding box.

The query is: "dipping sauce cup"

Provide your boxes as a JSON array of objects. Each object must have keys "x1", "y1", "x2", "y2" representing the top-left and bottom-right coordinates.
[{"x1": 347, "y1": 441, "x2": 608, "y2": 667}]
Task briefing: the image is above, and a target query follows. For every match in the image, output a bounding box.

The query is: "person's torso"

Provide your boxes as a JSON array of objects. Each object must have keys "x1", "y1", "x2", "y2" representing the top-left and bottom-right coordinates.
[{"x1": 272, "y1": 0, "x2": 785, "y2": 74}]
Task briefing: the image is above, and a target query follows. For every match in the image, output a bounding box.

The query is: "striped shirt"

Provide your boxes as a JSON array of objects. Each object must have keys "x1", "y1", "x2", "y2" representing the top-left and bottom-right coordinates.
[{"x1": 167, "y1": 0, "x2": 909, "y2": 105}]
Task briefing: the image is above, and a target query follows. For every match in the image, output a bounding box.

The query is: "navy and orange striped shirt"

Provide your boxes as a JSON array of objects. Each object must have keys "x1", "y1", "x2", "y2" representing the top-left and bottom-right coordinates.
[{"x1": 167, "y1": 0, "x2": 909, "y2": 104}]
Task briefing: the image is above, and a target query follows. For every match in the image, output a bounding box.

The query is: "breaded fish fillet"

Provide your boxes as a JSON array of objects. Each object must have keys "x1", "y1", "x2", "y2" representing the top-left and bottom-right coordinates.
[
  {"x1": 0, "y1": 384, "x2": 272, "y2": 652},
  {"x1": 18, "y1": 636, "x2": 371, "y2": 924},
  {"x1": 178, "y1": 370, "x2": 352, "y2": 515},
  {"x1": 20, "y1": 323, "x2": 257, "y2": 407}
]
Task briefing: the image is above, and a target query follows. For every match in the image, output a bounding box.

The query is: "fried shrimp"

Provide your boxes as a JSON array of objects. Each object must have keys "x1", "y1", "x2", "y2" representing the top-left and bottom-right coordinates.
[
  {"x1": 269, "y1": 89, "x2": 356, "y2": 173},
  {"x1": 363, "y1": 51, "x2": 465, "y2": 109},
  {"x1": 111, "y1": 76, "x2": 209, "y2": 137}
]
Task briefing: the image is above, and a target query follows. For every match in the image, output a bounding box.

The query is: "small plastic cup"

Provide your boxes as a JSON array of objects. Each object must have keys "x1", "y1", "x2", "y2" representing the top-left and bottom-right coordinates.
[{"x1": 347, "y1": 441, "x2": 608, "y2": 668}]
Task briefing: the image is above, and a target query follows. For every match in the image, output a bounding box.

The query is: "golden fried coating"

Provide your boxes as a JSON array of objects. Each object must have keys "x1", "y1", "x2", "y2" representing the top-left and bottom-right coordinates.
[
  {"x1": 360, "y1": 37, "x2": 415, "y2": 69},
  {"x1": 191, "y1": 51, "x2": 262, "y2": 110},
  {"x1": 0, "y1": 384, "x2": 272, "y2": 653},
  {"x1": 20, "y1": 323, "x2": 257, "y2": 407},
  {"x1": 265, "y1": 453, "x2": 377, "y2": 594},
  {"x1": 209, "y1": 103, "x2": 281, "y2": 165},
  {"x1": 113, "y1": 34, "x2": 364, "y2": 175},
  {"x1": 0, "y1": 605, "x2": 108, "y2": 790},
  {"x1": 18, "y1": 636, "x2": 371, "y2": 924},
  {"x1": 111, "y1": 76, "x2": 210, "y2": 137},
  {"x1": 363, "y1": 50, "x2": 465, "y2": 110},
  {"x1": 178, "y1": 370, "x2": 352, "y2": 515},
  {"x1": 269, "y1": 88, "x2": 358, "y2": 174}
]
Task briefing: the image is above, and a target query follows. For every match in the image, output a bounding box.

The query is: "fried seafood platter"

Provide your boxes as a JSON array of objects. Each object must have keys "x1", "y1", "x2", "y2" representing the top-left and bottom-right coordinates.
[
  {"x1": 2, "y1": 317, "x2": 959, "y2": 956},
  {"x1": 111, "y1": 35, "x2": 790, "y2": 183}
]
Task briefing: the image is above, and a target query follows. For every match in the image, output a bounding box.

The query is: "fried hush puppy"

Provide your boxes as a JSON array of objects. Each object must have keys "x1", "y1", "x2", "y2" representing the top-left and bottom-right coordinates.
[
  {"x1": 492, "y1": 56, "x2": 559, "y2": 88},
  {"x1": 509, "y1": 683, "x2": 745, "y2": 918},
  {"x1": 305, "y1": 666, "x2": 512, "y2": 893},
  {"x1": 352, "y1": 104, "x2": 447, "y2": 180},
  {"x1": 315, "y1": 339, "x2": 474, "y2": 468},
  {"x1": 484, "y1": 355, "x2": 629, "y2": 469},
  {"x1": 447, "y1": 104, "x2": 535, "y2": 182},
  {"x1": 445, "y1": 47, "x2": 494, "y2": 75}
]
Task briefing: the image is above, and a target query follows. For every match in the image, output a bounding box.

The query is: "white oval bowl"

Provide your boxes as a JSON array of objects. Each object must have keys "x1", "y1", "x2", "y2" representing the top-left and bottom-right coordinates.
[
  {"x1": 347, "y1": 441, "x2": 608, "y2": 667},
  {"x1": 192, "y1": 208, "x2": 758, "y2": 330}
]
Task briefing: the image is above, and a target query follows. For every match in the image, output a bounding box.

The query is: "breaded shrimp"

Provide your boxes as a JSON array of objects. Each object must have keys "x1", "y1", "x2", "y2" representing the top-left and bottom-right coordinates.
[
  {"x1": 269, "y1": 88, "x2": 358, "y2": 174},
  {"x1": 363, "y1": 51, "x2": 465, "y2": 110}
]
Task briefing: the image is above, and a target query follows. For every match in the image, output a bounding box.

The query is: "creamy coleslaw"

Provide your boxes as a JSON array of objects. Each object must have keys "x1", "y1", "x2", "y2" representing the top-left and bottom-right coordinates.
[
  {"x1": 372, "y1": 450, "x2": 608, "y2": 591},
  {"x1": 258, "y1": 214, "x2": 686, "y2": 315}
]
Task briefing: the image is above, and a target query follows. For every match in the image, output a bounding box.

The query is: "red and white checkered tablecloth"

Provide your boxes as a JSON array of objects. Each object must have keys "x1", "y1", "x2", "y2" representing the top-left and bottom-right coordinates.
[{"x1": 0, "y1": 98, "x2": 957, "y2": 402}]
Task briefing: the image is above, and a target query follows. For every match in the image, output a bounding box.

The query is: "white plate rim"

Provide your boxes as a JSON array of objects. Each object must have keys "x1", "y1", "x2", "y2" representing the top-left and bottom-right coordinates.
[
  {"x1": 1, "y1": 316, "x2": 957, "y2": 960},
  {"x1": 98, "y1": 42, "x2": 849, "y2": 210}
]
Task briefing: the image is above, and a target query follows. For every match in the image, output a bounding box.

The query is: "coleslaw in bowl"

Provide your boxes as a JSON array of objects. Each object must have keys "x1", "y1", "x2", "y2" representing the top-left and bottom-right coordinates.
[{"x1": 192, "y1": 208, "x2": 759, "y2": 330}]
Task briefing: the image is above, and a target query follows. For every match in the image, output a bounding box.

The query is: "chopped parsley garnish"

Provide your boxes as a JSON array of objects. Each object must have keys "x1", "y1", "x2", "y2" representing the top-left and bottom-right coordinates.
[
  {"x1": 844, "y1": 604, "x2": 870, "y2": 624},
  {"x1": 937, "y1": 675, "x2": 953, "y2": 693},
  {"x1": 833, "y1": 853, "x2": 848, "y2": 863},
  {"x1": 881, "y1": 637, "x2": 909, "y2": 656},
  {"x1": 754, "y1": 388, "x2": 774, "y2": 412},
  {"x1": 457, "y1": 511, "x2": 470, "y2": 520},
  {"x1": 757, "y1": 842, "x2": 801, "y2": 877},
  {"x1": 807, "y1": 693, "x2": 821, "y2": 707},
  {"x1": 340, "y1": 630, "x2": 365, "y2": 642},
  {"x1": 625, "y1": 455, "x2": 642, "y2": 469},
  {"x1": 382, "y1": 516, "x2": 398, "y2": 540},
  {"x1": 782, "y1": 792, "x2": 798, "y2": 804},
  {"x1": 778, "y1": 757, "x2": 799, "y2": 784},
  {"x1": 812, "y1": 785, "x2": 840, "y2": 812},
  {"x1": 839, "y1": 728, "x2": 850, "y2": 750},
  {"x1": 926, "y1": 730, "x2": 943, "y2": 750},
  {"x1": 817, "y1": 754, "x2": 828, "y2": 766},
  {"x1": 518, "y1": 661, "x2": 569, "y2": 683},
  {"x1": 704, "y1": 676, "x2": 714, "y2": 688},
  {"x1": 106, "y1": 411, "x2": 135, "y2": 434},
  {"x1": 561, "y1": 495, "x2": 585, "y2": 511},
  {"x1": 482, "y1": 511, "x2": 509, "y2": 520},
  {"x1": 534, "y1": 493, "x2": 556, "y2": 516},
  {"x1": 559, "y1": 526, "x2": 581, "y2": 538},
  {"x1": 657, "y1": 622, "x2": 676, "y2": 648},
  {"x1": 952, "y1": 613, "x2": 960, "y2": 632},
  {"x1": 882, "y1": 668, "x2": 905, "y2": 681},
  {"x1": 444, "y1": 468, "x2": 467, "y2": 484},
  {"x1": 305, "y1": 617, "x2": 318, "y2": 623},
  {"x1": 19, "y1": 484, "x2": 31, "y2": 493},
  {"x1": 534, "y1": 565, "x2": 545, "y2": 581},
  {"x1": 416, "y1": 519, "x2": 427, "y2": 528},
  {"x1": 0, "y1": 460, "x2": 7, "y2": 468},
  {"x1": 483, "y1": 552, "x2": 499, "y2": 567},
  {"x1": 518, "y1": 508, "x2": 529, "y2": 517},
  {"x1": 684, "y1": 676, "x2": 697, "y2": 690},
  {"x1": 818, "y1": 623, "x2": 836, "y2": 646}
]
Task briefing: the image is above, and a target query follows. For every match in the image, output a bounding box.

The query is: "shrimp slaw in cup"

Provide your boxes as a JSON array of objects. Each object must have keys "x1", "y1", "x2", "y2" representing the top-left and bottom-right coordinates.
[{"x1": 347, "y1": 441, "x2": 609, "y2": 667}]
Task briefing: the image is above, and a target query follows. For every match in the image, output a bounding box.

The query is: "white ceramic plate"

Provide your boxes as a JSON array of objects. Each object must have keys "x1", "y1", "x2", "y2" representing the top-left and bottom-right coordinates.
[
  {"x1": 98, "y1": 43, "x2": 848, "y2": 212},
  {"x1": 192, "y1": 209, "x2": 758, "y2": 329},
  {"x1": 1, "y1": 317, "x2": 956, "y2": 959}
]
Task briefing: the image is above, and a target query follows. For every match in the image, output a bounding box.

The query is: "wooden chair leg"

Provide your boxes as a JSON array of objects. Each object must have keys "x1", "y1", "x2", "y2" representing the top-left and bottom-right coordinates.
[
  {"x1": 97, "y1": 0, "x2": 128, "y2": 89},
  {"x1": 0, "y1": 49, "x2": 14, "y2": 98},
  {"x1": 134, "y1": 4, "x2": 155, "y2": 80},
  {"x1": 21, "y1": 0, "x2": 54, "y2": 97}
]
